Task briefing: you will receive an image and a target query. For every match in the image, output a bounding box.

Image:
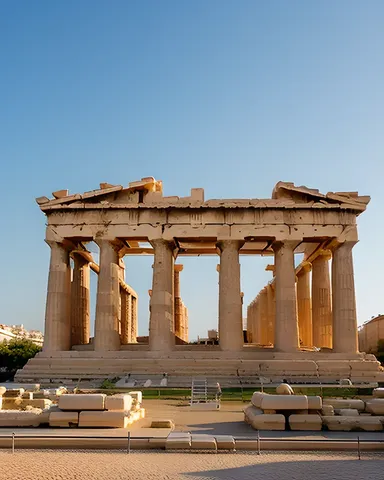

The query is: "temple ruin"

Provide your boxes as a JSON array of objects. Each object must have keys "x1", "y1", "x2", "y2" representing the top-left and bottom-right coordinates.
[{"x1": 17, "y1": 177, "x2": 384, "y2": 384}]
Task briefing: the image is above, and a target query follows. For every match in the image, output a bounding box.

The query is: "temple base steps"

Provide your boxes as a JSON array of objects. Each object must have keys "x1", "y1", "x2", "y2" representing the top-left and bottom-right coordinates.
[{"x1": 15, "y1": 351, "x2": 384, "y2": 385}]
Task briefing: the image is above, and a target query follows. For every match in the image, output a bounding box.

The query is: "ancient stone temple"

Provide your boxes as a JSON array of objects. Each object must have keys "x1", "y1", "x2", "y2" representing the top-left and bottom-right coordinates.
[{"x1": 17, "y1": 178, "x2": 384, "y2": 384}]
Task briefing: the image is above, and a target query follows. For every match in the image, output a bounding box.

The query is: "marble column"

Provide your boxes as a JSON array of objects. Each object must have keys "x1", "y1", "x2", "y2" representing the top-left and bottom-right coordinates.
[
  {"x1": 312, "y1": 251, "x2": 332, "y2": 348},
  {"x1": 131, "y1": 295, "x2": 138, "y2": 343},
  {"x1": 174, "y1": 264, "x2": 184, "y2": 339},
  {"x1": 217, "y1": 240, "x2": 244, "y2": 351},
  {"x1": 120, "y1": 289, "x2": 131, "y2": 344},
  {"x1": 332, "y1": 242, "x2": 358, "y2": 353},
  {"x1": 149, "y1": 239, "x2": 175, "y2": 351},
  {"x1": 266, "y1": 284, "x2": 275, "y2": 345},
  {"x1": 259, "y1": 288, "x2": 268, "y2": 345},
  {"x1": 246, "y1": 304, "x2": 253, "y2": 343},
  {"x1": 273, "y1": 241, "x2": 299, "y2": 352},
  {"x1": 70, "y1": 254, "x2": 90, "y2": 346},
  {"x1": 43, "y1": 241, "x2": 71, "y2": 351},
  {"x1": 254, "y1": 299, "x2": 261, "y2": 344},
  {"x1": 183, "y1": 305, "x2": 189, "y2": 342},
  {"x1": 297, "y1": 262, "x2": 312, "y2": 347},
  {"x1": 94, "y1": 240, "x2": 121, "y2": 351}
]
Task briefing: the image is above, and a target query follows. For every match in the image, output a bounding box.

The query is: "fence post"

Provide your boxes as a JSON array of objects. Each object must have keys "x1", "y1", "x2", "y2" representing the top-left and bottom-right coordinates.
[
  {"x1": 357, "y1": 435, "x2": 361, "y2": 460},
  {"x1": 12, "y1": 432, "x2": 15, "y2": 454},
  {"x1": 257, "y1": 430, "x2": 260, "y2": 455},
  {"x1": 127, "y1": 431, "x2": 131, "y2": 454}
]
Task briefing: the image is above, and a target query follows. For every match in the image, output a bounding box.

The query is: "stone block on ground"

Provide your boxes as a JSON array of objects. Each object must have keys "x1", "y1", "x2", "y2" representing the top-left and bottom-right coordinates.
[
  {"x1": 323, "y1": 398, "x2": 365, "y2": 411},
  {"x1": 251, "y1": 392, "x2": 265, "y2": 408},
  {"x1": 166, "y1": 432, "x2": 191, "y2": 450},
  {"x1": 336, "y1": 408, "x2": 359, "y2": 417},
  {"x1": 105, "y1": 394, "x2": 133, "y2": 412},
  {"x1": 21, "y1": 399, "x2": 52, "y2": 410},
  {"x1": 215, "y1": 435, "x2": 235, "y2": 450},
  {"x1": 49, "y1": 411, "x2": 79, "y2": 427},
  {"x1": 276, "y1": 383, "x2": 294, "y2": 395},
  {"x1": 128, "y1": 391, "x2": 143, "y2": 405},
  {"x1": 0, "y1": 387, "x2": 6, "y2": 396},
  {"x1": 191, "y1": 435, "x2": 217, "y2": 450},
  {"x1": 3, "y1": 389, "x2": 24, "y2": 398},
  {"x1": 0, "y1": 410, "x2": 41, "y2": 427},
  {"x1": 322, "y1": 416, "x2": 383, "y2": 432},
  {"x1": 321, "y1": 405, "x2": 334, "y2": 416},
  {"x1": 139, "y1": 407, "x2": 145, "y2": 419},
  {"x1": 59, "y1": 394, "x2": 106, "y2": 411},
  {"x1": 244, "y1": 406, "x2": 285, "y2": 430},
  {"x1": 79, "y1": 411, "x2": 129, "y2": 428},
  {"x1": 365, "y1": 399, "x2": 384, "y2": 415},
  {"x1": 307, "y1": 396, "x2": 322, "y2": 410},
  {"x1": 261, "y1": 394, "x2": 308, "y2": 411},
  {"x1": 244, "y1": 405, "x2": 263, "y2": 424},
  {"x1": 151, "y1": 419, "x2": 174, "y2": 428},
  {"x1": 2, "y1": 397, "x2": 22, "y2": 410},
  {"x1": 289, "y1": 414, "x2": 322, "y2": 431},
  {"x1": 373, "y1": 388, "x2": 384, "y2": 398}
]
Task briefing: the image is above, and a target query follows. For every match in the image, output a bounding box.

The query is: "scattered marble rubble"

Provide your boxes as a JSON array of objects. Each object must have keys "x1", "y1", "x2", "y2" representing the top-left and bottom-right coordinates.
[
  {"x1": 0, "y1": 386, "x2": 144, "y2": 428},
  {"x1": 244, "y1": 384, "x2": 384, "y2": 432}
]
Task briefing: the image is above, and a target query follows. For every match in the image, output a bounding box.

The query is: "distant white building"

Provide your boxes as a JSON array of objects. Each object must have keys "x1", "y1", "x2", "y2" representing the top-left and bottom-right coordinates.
[{"x1": 0, "y1": 324, "x2": 43, "y2": 346}]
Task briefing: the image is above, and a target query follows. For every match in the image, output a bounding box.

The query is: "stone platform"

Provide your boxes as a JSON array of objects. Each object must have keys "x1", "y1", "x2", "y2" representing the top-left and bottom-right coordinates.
[{"x1": 15, "y1": 349, "x2": 384, "y2": 385}]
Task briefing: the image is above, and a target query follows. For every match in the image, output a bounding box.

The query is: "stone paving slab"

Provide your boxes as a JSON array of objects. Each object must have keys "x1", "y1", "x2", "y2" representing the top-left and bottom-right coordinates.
[{"x1": 0, "y1": 450, "x2": 383, "y2": 480}]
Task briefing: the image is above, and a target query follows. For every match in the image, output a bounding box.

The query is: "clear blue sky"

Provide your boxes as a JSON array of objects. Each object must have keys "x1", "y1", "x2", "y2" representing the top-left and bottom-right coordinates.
[{"x1": 1, "y1": 1, "x2": 383, "y2": 340}]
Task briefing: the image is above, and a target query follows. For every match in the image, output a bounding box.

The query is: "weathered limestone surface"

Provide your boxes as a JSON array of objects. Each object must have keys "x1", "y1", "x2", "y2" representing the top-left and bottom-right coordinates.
[
  {"x1": 94, "y1": 240, "x2": 121, "y2": 351},
  {"x1": 217, "y1": 240, "x2": 244, "y2": 351},
  {"x1": 105, "y1": 394, "x2": 133, "y2": 412},
  {"x1": 312, "y1": 251, "x2": 332, "y2": 349},
  {"x1": 296, "y1": 262, "x2": 312, "y2": 347},
  {"x1": 71, "y1": 254, "x2": 90, "y2": 346},
  {"x1": 43, "y1": 242, "x2": 71, "y2": 351},
  {"x1": 79, "y1": 411, "x2": 130, "y2": 428},
  {"x1": 289, "y1": 414, "x2": 322, "y2": 431},
  {"x1": 149, "y1": 240, "x2": 175, "y2": 351},
  {"x1": 332, "y1": 242, "x2": 358, "y2": 354},
  {"x1": 273, "y1": 241, "x2": 299, "y2": 352},
  {"x1": 49, "y1": 411, "x2": 79, "y2": 427},
  {"x1": 58, "y1": 394, "x2": 106, "y2": 411}
]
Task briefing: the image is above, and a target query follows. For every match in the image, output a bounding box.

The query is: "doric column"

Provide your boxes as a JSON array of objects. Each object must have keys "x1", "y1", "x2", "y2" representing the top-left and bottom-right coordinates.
[
  {"x1": 297, "y1": 262, "x2": 312, "y2": 347},
  {"x1": 246, "y1": 304, "x2": 253, "y2": 343},
  {"x1": 312, "y1": 251, "x2": 332, "y2": 348},
  {"x1": 120, "y1": 289, "x2": 131, "y2": 344},
  {"x1": 131, "y1": 295, "x2": 138, "y2": 343},
  {"x1": 43, "y1": 241, "x2": 71, "y2": 352},
  {"x1": 259, "y1": 288, "x2": 268, "y2": 345},
  {"x1": 273, "y1": 241, "x2": 299, "y2": 352},
  {"x1": 94, "y1": 239, "x2": 121, "y2": 351},
  {"x1": 217, "y1": 240, "x2": 244, "y2": 351},
  {"x1": 332, "y1": 242, "x2": 358, "y2": 353},
  {"x1": 266, "y1": 284, "x2": 275, "y2": 345},
  {"x1": 149, "y1": 239, "x2": 175, "y2": 351},
  {"x1": 183, "y1": 305, "x2": 189, "y2": 342},
  {"x1": 70, "y1": 254, "x2": 90, "y2": 346},
  {"x1": 254, "y1": 299, "x2": 261, "y2": 344},
  {"x1": 174, "y1": 264, "x2": 184, "y2": 339}
]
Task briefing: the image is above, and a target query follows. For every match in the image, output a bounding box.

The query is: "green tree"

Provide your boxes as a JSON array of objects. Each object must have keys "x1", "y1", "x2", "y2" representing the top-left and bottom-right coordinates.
[{"x1": 0, "y1": 338, "x2": 41, "y2": 380}]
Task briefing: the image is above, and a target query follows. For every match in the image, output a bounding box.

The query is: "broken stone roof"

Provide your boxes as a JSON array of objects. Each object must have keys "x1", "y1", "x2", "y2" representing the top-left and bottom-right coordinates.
[{"x1": 36, "y1": 178, "x2": 370, "y2": 214}]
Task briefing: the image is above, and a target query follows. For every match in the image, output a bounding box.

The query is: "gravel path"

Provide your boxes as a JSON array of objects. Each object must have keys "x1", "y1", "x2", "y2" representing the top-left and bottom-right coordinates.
[{"x1": 1, "y1": 450, "x2": 383, "y2": 480}]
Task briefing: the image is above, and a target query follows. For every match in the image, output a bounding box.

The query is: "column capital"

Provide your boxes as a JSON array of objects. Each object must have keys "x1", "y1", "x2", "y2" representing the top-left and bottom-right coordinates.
[
  {"x1": 297, "y1": 261, "x2": 312, "y2": 275},
  {"x1": 330, "y1": 240, "x2": 357, "y2": 253},
  {"x1": 216, "y1": 239, "x2": 244, "y2": 252},
  {"x1": 149, "y1": 238, "x2": 177, "y2": 250},
  {"x1": 174, "y1": 264, "x2": 184, "y2": 273},
  {"x1": 94, "y1": 237, "x2": 126, "y2": 253},
  {"x1": 272, "y1": 240, "x2": 299, "y2": 252},
  {"x1": 313, "y1": 249, "x2": 332, "y2": 262}
]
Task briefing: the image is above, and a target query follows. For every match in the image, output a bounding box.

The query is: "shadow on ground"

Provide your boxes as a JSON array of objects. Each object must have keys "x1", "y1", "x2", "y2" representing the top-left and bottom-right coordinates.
[{"x1": 184, "y1": 458, "x2": 384, "y2": 480}]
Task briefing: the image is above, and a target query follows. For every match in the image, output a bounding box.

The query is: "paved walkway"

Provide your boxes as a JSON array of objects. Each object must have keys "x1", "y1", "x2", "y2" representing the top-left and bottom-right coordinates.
[{"x1": 1, "y1": 450, "x2": 383, "y2": 479}]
